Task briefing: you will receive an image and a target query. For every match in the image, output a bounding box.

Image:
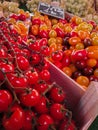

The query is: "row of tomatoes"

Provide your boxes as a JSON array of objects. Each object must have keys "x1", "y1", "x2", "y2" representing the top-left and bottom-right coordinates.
[{"x1": 0, "y1": 18, "x2": 76, "y2": 130}]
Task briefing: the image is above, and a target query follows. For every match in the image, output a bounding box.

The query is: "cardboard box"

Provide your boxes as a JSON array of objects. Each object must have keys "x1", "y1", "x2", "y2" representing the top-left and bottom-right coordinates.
[{"x1": 49, "y1": 61, "x2": 98, "y2": 130}]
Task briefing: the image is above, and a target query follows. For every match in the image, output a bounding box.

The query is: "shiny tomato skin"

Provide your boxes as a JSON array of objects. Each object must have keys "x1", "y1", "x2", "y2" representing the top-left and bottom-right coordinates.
[
  {"x1": 37, "y1": 114, "x2": 54, "y2": 130},
  {"x1": 20, "y1": 89, "x2": 40, "y2": 107},
  {"x1": 0, "y1": 90, "x2": 12, "y2": 112},
  {"x1": 3, "y1": 105, "x2": 25, "y2": 130}
]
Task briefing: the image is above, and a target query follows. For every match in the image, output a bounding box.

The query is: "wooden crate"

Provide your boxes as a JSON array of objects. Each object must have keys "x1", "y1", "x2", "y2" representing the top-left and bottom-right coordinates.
[{"x1": 49, "y1": 61, "x2": 98, "y2": 130}]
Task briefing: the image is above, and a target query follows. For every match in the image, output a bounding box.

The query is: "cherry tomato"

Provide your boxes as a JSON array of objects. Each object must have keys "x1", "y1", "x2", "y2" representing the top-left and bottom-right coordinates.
[
  {"x1": 30, "y1": 53, "x2": 41, "y2": 65},
  {"x1": 22, "y1": 110, "x2": 35, "y2": 130},
  {"x1": 69, "y1": 36, "x2": 81, "y2": 46},
  {"x1": 7, "y1": 73, "x2": 28, "y2": 93},
  {"x1": 17, "y1": 56, "x2": 30, "y2": 71},
  {"x1": 35, "y1": 96, "x2": 49, "y2": 114},
  {"x1": 76, "y1": 76, "x2": 89, "y2": 87},
  {"x1": 0, "y1": 90, "x2": 12, "y2": 112},
  {"x1": 20, "y1": 88, "x2": 40, "y2": 107},
  {"x1": 3, "y1": 105, "x2": 25, "y2": 130},
  {"x1": 25, "y1": 70, "x2": 38, "y2": 85},
  {"x1": 50, "y1": 87, "x2": 66, "y2": 103},
  {"x1": 39, "y1": 30, "x2": 49, "y2": 38},
  {"x1": 71, "y1": 49, "x2": 87, "y2": 62},
  {"x1": 50, "y1": 103, "x2": 66, "y2": 121},
  {"x1": 86, "y1": 46, "x2": 98, "y2": 59},
  {"x1": 31, "y1": 24, "x2": 39, "y2": 36},
  {"x1": 49, "y1": 29, "x2": 57, "y2": 38},
  {"x1": 34, "y1": 81, "x2": 48, "y2": 94},
  {"x1": 37, "y1": 114, "x2": 54, "y2": 130},
  {"x1": 32, "y1": 18, "x2": 41, "y2": 25},
  {"x1": 55, "y1": 27, "x2": 65, "y2": 38},
  {"x1": 51, "y1": 50, "x2": 63, "y2": 61},
  {"x1": 40, "y1": 69, "x2": 50, "y2": 81},
  {"x1": 62, "y1": 67, "x2": 72, "y2": 77}
]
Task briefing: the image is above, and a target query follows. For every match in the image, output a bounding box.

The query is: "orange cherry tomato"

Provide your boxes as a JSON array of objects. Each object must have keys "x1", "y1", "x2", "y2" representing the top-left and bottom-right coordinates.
[
  {"x1": 49, "y1": 30, "x2": 57, "y2": 38},
  {"x1": 69, "y1": 64, "x2": 77, "y2": 73},
  {"x1": 51, "y1": 18, "x2": 58, "y2": 25},
  {"x1": 78, "y1": 30, "x2": 89, "y2": 40},
  {"x1": 69, "y1": 36, "x2": 81, "y2": 46},
  {"x1": 48, "y1": 38, "x2": 56, "y2": 45},
  {"x1": 86, "y1": 58, "x2": 97, "y2": 67},
  {"x1": 57, "y1": 43, "x2": 63, "y2": 50},
  {"x1": 92, "y1": 36, "x2": 98, "y2": 46},
  {"x1": 56, "y1": 37, "x2": 63, "y2": 44},
  {"x1": 76, "y1": 76, "x2": 89, "y2": 87},
  {"x1": 62, "y1": 67, "x2": 72, "y2": 77},
  {"x1": 75, "y1": 43, "x2": 84, "y2": 50},
  {"x1": 86, "y1": 46, "x2": 98, "y2": 59},
  {"x1": 49, "y1": 43, "x2": 57, "y2": 54},
  {"x1": 64, "y1": 24, "x2": 72, "y2": 33},
  {"x1": 94, "y1": 68, "x2": 98, "y2": 77},
  {"x1": 31, "y1": 24, "x2": 39, "y2": 35}
]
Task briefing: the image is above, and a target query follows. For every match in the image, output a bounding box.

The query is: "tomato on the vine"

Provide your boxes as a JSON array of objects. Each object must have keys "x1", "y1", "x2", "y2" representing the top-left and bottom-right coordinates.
[
  {"x1": 3, "y1": 105, "x2": 25, "y2": 130},
  {"x1": 19, "y1": 88, "x2": 40, "y2": 107},
  {"x1": 0, "y1": 90, "x2": 12, "y2": 112}
]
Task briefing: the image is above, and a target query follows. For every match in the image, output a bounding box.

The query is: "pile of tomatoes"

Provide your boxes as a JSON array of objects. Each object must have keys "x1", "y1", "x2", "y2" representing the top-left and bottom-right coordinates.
[
  {"x1": 27, "y1": 12, "x2": 98, "y2": 89},
  {"x1": 0, "y1": 18, "x2": 77, "y2": 130}
]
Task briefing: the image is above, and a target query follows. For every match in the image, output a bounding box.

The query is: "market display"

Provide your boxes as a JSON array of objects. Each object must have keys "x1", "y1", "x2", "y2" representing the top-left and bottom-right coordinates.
[{"x1": 0, "y1": 0, "x2": 98, "y2": 129}]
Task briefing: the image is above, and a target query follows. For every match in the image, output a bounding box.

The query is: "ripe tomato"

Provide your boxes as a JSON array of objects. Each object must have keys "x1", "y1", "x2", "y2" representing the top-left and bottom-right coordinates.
[
  {"x1": 71, "y1": 49, "x2": 87, "y2": 62},
  {"x1": 21, "y1": 110, "x2": 35, "y2": 130},
  {"x1": 30, "y1": 24, "x2": 39, "y2": 36},
  {"x1": 30, "y1": 53, "x2": 41, "y2": 65},
  {"x1": 40, "y1": 69, "x2": 50, "y2": 81},
  {"x1": 39, "y1": 30, "x2": 49, "y2": 38},
  {"x1": 51, "y1": 50, "x2": 63, "y2": 61},
  {"x1": 29, "y1": 40, "x2": 41, "y2": 52},
  {"x1": 0, "y1": 48, "x2": 7, "y2": 58},
  {"x1": 50, "y1": 103, "x2": 66, "y2": 121},
  {"x1": 19, "y1": 88, "x2": 40, "y2": 107},
  {"x1": 37, "y1": 114, "x2": 54, "y2": 130},
  {"x1": 49, "y1": 30, "x2": 57, "y2": 38},
  {"x1": 0, "y1": 90, "x2": 12, "y2": 112},
  {"x1": 50, "y1": 87, "x2": 66, "y2": 103},
  {"x1": 40, "y1": 46, "x2": 50, "y2": 56},
  {"x1": 25, "y1": 70, "x2": 39, "y2": 85},
  {"x1": 32, "y1": 18, "x2": 41, "y2": 25},
  {"x1": 33, "y1": 82, "x2": 48, "y2": 94},
  {"x1": 0, "y1": 61, "x2": 14, "y2": 81},
  {"x1": 55, "y1": 27, "x2": 65, "y2": 38},
  {"x1": 17, "y1": 56, "x2": 30, "y2": 71},
  {"x1": 69, "y1": 36, "x2": 81, "y2": 46},
  {"x1": 35, "y1": 96, "x2": 49, "y2": 114},
  {"x1": 7, "y1": 73, "x2": 28, "y2": 93},
  {"x1": 39, "y1": 38, "x2": 48, "y2": 46},
  {"x1": 3, "y1": 105, "x2": 25, "y2": 130}
]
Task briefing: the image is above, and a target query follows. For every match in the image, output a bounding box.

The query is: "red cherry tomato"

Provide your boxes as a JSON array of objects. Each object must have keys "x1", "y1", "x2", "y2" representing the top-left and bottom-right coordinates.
[
  {"x1": 22, "y1": 110, "x2": 35, "y2": 130},
  {"x1": 32, "y1": 18, "x2": 41, "y2": 25},
  {"x1": 25, "y1": 70, "x2": 39, "y2": 85},
  {"x1": 50, "y1": 103, "x2": 66, "y2": 121},
  {"x1": 71, "y1": 49, "x2": 87, "y2": 62},
  {"x1": 35, "y1": 96, "x2": 49, "y2": 114},
  {"x1": 55, "y1": 27, "x2": 65, "y2": 38},
  {"x1": 39, "y1": 30, "x2": 49, "y2": 38},
  {"x1": 40, "y1": 69, "x2": 50, "y2": 81},
  {"x1": 0, "y1": 90, "x2": 12, "y2": 112},
  {"x1": 20, "y1": 88, "x2": 40, "y2": 107},
  {"x1": 37, "y1": 114, "x2": 54, "y2": 130},
  {"x1": 51, "y1": 50, "x2": 63, "y2": 61},
  {"x1": 3, "y1": 105, "x2": 25, "y2": 130},
  {"x1": 17, "y1": 56, "x2": 30, "y2": 71},
  {"x1": 50, "y1": 87, "x2": 66, "y2": 103}
]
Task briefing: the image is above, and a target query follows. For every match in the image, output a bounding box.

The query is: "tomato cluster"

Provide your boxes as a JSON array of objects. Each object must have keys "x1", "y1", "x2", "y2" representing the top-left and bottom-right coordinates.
[{"x1": 0, "y1": 19, "x2": 76, "y2": 130}]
